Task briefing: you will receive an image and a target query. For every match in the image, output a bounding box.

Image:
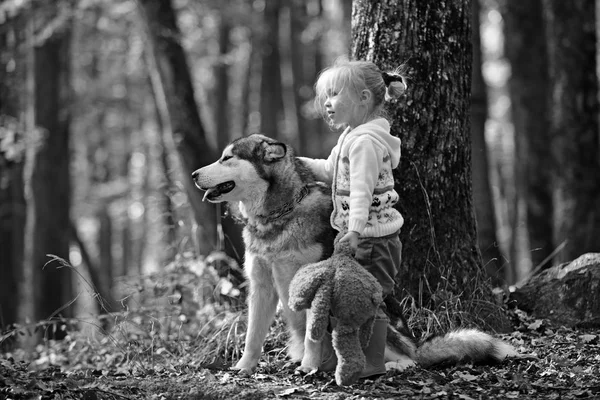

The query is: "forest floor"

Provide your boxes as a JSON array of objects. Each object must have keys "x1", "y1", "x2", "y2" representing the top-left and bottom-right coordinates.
[{"x1": 1, "y1": 316, "x2": 599, "y2": 400}]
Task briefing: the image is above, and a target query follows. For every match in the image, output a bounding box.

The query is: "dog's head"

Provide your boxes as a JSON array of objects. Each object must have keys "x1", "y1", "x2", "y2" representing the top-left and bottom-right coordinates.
[{"x1": 192, "y1": 134, "x2": 292, "y2": 204}]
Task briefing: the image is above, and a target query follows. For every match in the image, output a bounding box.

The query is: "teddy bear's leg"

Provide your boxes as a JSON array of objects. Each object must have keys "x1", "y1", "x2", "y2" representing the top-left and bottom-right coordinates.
[
  {"x1": 307, "y1": 283, "x2": 332, "y2": 342},
  {"x1": 333, "y1": 324, "x2": 366, "y2": 386},
  {"x1": 319, "y1": 319, "x2": 337, "y2": 372}
]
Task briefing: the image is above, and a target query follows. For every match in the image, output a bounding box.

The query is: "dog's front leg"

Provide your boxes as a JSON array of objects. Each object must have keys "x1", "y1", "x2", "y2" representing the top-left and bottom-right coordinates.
[
  {"x1": 233, "y1": 254, "x2": 278, "y2": 375},
  {"x1": 297, "y1": 307, "x2": 323, "y2": 375}
]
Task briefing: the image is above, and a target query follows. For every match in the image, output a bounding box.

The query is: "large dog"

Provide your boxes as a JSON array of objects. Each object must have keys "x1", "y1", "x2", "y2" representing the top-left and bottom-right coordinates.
[{"x1": 192, "y1": 134, "x2": 517, "y2": 375}]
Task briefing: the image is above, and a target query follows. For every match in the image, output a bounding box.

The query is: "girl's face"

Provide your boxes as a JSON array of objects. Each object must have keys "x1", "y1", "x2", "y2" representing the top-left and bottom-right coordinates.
[{"x1": 323, "y1": 86, "x2": 364, "y2": 129}]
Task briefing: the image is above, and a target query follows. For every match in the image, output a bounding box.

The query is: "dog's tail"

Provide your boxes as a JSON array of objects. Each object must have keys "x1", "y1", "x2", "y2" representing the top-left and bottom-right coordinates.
[
  {"x1": 415, "y1": 328, "x2": 517, "y2": 368},
  {"x1": 385, "y1": 326, "x2": 517, "y2": 369}
]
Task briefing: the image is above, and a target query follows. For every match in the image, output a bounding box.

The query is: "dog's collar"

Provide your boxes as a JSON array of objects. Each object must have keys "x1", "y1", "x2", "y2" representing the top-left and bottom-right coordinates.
[{"x1": 260, "y1": 185, "x2": 311, "y2": 222}]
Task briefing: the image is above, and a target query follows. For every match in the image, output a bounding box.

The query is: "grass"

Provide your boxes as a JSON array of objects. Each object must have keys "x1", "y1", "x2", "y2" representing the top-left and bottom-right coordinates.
[{"x1": 1, "y1": 246, "x2": 513, "y2": 376}]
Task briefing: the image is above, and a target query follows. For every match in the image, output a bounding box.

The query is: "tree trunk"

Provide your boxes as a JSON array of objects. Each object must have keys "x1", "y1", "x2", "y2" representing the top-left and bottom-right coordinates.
[
  {"x1": 290, "y1": 0, "x2": 308, "y2": 155},
  {"x1": 214, "y1": 15, "x2": 231, "y2": 150},
  {"x1": 502, "y1": 0, "x2": 553, "y2": 272},
  {"x1": 259, "y1": 0, "x2": 284, "y2": 139},
  {"x1": 543, "y1": 0, "x2": 600, "y2": 265},
  {"x1": 21, "y1": 5, "x2": 73, "y2": 335},
  {"x1": 352, "y1": 0, "x2": 509, "y2": 331},
  {"x1": 0, "y1": 13, "x2": 26, "y2": 331},
  {"x1": 97, "y1": 206, "x2": 113, "y2": 312},
  {"x1": 136, "y1": 0, "x2": 218, "y2": 255},
  {"x1": 137, "y1": 0, "x2": 243, "y2": 261},
  {"x1": 471, "y1": 0, "x2": 505, "y2": 286}
]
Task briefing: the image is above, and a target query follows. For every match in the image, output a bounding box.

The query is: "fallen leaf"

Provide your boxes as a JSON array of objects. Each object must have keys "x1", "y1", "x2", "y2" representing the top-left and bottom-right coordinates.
[{"x1": 579, "y1": 334, "x2": 598, "y2": 344}]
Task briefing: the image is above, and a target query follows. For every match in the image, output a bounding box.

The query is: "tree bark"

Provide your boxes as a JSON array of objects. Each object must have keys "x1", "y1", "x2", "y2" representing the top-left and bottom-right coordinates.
[
  {"x1": 290, "y1": 0, "x2": 308, "y2": 155},
  {"x1": 502, "y1": 0, "x2": 553, "y2": 272},
  {"x1": 259, "y1": 0, "x2": 284, "y2": 139},
  {"x1": 352, "y1": 0, "x2": 508, "y2": 330},
  {"x1": 214, "y1": 15, "x2": 231, "y2": 150},
  {"x1": 543, "y1": 0, "x2": 600, "y2": 265},
  {"x1": 471, "y1": 0, "x2": 505, "y2": 286},
  {"x1": 0, "y1": 12, "x2": 26, "y2": 331},
  {"x1": 21, "y1": 4, "x2": 73, "y2": 334}
]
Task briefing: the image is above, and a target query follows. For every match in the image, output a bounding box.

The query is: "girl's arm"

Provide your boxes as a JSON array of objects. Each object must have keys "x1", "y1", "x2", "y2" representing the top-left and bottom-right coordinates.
[
  {"x1": 347, "y1": 139, "x2": 380, "y2": 234},
  {"x1": 297, "y1": 154, "x2": 335, "y2": 184}
]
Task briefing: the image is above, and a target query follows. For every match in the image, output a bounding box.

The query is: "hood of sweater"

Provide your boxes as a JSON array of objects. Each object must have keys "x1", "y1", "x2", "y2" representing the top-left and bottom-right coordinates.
[{"x1": 344, "y1": 118, "x2": 401, "y2": 168}]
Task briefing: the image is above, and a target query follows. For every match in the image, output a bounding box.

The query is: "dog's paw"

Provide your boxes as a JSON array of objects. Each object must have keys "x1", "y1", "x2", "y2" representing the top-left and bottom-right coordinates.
[
  {"x1": 294, "y1": 365, "x2": 318, "y2": 376},
  {"x1": 230, "y1": 365, "x2": 255, "y2": 376},
  {"x1": 231, "y1": 359, "x2": 257, "y2": 376}
]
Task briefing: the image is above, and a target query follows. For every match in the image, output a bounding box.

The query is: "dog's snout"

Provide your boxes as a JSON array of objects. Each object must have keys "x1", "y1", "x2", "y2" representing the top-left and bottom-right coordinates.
[{"x1": 192, "y1": 170, "x2": 199, "y2": 180}]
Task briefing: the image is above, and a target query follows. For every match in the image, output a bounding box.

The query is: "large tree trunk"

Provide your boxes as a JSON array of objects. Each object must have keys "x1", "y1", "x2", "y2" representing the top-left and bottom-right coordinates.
[
  {"x1": 21, "y1": 5, "x2": 73, "y2": 335},
  {"x1": 543, "y1": 0, "x2": 600, "y2": 265},
  {"x1": 352, "y1": 0, "x2": 508, "y2": 331},
  {"x1": 471, "y1": 0, "x2": 505, "y2": 286},
  {"x1": 502, "y1": 0, "x2": 553, "y2": 272}
]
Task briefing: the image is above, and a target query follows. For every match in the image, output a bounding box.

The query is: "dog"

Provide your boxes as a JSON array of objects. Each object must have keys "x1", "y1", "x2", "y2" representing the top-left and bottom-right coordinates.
[{"x1": 192, "y1": 133, "x2": 517, "y2": 375}]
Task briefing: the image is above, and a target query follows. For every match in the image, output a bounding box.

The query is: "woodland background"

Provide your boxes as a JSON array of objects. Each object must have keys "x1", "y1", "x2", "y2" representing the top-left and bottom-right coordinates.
[
  {"x1": 1, "y1": 1, "x2": 600, "y2": 399},
  {"x1": 0, "y1": 0, "x2": 599, "y2": 355}
]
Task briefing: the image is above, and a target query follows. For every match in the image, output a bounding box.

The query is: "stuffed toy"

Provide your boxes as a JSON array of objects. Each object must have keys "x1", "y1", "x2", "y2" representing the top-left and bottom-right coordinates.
[{"x1": 288, "y1": 238, "x2": 384, "y2": 386}]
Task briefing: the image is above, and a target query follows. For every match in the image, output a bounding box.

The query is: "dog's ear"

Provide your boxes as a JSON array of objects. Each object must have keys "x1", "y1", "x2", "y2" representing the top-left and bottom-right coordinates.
[{"x1": 263, "y1": 142, "x2": 287, "y2": 162}]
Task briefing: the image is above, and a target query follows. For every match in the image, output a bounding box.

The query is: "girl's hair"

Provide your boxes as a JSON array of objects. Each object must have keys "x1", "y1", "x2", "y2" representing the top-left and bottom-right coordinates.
[{"x1": 314, "y1": 58, "x2": 407, "y2": 125}]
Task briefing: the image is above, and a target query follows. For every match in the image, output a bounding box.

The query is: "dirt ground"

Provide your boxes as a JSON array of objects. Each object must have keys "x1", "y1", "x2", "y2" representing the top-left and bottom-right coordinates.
[{"x1": 1, "y1": 322, "x2": 599, "y2": 400}]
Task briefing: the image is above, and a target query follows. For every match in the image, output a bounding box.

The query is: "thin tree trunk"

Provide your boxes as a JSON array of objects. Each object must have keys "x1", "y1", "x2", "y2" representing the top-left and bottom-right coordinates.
[
  {"x1": 21, "y1": 5, "x2": 73, "y2": 337},
  {"x1": 0, "y1": 13, "x2": 26, "y2": 331},
  {"x1": 136, "y1": 0, "x2": 218, "y2": 255},
  {"x1": 97, "y1": 206, "x2": 113, "y2": 312},
  {"x1": 259, "y1": 0, "x2": 284, "y2": 139},
  {"x1": 215, "y1": 15, "x2": 231, "y2": 149},
  {"x1": 290, "y1": 0, "x2": 308, "y2": 154},
  {"x1": 471, "y1": 0, "x2": 505, "y2": 286},
  {"x1": 543, "y1": 0, "x2": 600, "y2": 265},
  {"x1": 137, "y1": 0, "x2": 243, "y2": 261},
  {"x1": 141, "y1": 28, "x2": 177, "y2": 262},
  {"x1": 503, "y1": 0, "x2": 552, "y2": 273},
  {"x1": 352, "y1": 0, "x2": 509, "y2": 331},
  {"x1": 240, "y1": 20, "x2": 258, "y2": 136}
]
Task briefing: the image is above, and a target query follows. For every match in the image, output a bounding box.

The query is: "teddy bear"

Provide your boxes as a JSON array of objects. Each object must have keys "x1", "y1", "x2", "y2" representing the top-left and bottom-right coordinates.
[{"x1": 288, "y1": 238, "x2": 384, "y2": 386}]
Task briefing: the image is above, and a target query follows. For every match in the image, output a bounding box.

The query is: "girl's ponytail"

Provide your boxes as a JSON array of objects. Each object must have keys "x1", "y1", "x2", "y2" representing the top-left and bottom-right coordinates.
[{"x1": 382, "y1": 71, "x2": 407, "y2": 101}]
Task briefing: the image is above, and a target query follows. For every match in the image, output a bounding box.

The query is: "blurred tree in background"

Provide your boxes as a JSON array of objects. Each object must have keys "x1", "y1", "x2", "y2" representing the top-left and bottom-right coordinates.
[{"x1": 0, "y1": 0, "x2": 599, "y2": 339}]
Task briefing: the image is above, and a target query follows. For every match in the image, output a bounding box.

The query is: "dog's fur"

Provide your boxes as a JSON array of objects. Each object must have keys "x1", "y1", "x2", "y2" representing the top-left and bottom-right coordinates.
[{"x1": 192, "y1": 133, "x2": 517, "y2": 375}]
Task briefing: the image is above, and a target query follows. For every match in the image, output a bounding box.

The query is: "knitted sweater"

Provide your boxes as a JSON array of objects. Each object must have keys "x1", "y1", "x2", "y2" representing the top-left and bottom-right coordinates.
[{"x1": 299, "y1": 118, "x2": 404, "y2": 237}]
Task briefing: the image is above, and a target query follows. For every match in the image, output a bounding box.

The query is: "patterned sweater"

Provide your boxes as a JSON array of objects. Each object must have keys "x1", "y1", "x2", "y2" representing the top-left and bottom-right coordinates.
[{"x1": 299, "y1": 118, "x2": 404, "y2": 237}]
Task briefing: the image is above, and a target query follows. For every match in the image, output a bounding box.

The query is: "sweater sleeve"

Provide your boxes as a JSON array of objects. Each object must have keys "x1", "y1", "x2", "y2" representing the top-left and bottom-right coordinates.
[
  {"x1": 347, "y1": 139, "x2": 381, "y2": 234},
  {"x1": 297, "y1": 154, "x2": 335, "y2": 184}
]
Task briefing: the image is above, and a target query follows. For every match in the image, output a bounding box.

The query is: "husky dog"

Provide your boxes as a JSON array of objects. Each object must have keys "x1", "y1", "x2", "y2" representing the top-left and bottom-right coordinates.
[{"x1": 192, "y1": 134, "x2": 517, "y2": 375}]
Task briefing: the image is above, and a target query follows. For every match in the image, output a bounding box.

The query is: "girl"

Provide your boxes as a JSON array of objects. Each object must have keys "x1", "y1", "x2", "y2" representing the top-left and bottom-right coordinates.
[{"x1": 299, "y1": 58, "x2": 407, "y2": 380}]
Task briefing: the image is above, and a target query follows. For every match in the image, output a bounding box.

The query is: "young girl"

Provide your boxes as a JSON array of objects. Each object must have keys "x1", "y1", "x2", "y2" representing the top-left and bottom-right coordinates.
[{"x1": 299, "y1": 58, "x2": 407, "y2": 380}]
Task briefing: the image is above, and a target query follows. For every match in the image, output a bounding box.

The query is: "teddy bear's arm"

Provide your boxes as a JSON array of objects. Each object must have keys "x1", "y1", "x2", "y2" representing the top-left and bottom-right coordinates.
[{"x1": 288, "y1": 263, "x2": 329, "y2": 311}]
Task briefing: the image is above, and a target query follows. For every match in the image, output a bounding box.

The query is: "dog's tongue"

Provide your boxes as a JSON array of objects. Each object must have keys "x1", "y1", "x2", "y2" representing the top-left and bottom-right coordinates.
[{"x1": 202, "y1": 188, "x2": 217, "y2": 202}]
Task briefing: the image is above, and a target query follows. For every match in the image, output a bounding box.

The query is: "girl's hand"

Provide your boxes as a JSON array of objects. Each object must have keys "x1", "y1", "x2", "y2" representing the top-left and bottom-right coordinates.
[{"x1": 339, "y1": 231, "x2": 360, "y2": 253}]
